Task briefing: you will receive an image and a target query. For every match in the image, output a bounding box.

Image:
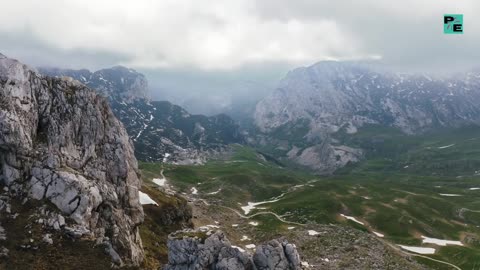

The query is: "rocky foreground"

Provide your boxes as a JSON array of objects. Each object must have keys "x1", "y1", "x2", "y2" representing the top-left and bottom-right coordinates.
[
  {"x1": 165, "y1": 230, "x2": 302, "y2": 270},
  {"x1": 0, "y1": 53, "x2": 144, "y2": 267}
]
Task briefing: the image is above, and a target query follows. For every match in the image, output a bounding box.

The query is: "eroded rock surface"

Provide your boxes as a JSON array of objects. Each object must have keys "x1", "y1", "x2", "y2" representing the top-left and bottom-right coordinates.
[
  {"x1": 164, "y1": 230, "x2": 301, "y2": 270},
  {"x1": 0, "y1": 54, "x2": 144, "y2": 266}
]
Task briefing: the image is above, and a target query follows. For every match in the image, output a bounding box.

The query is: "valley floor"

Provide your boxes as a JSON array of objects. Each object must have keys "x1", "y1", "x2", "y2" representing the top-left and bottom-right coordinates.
[{"x1": 139, "y1": 144, "x2": 480, "y2": 270}]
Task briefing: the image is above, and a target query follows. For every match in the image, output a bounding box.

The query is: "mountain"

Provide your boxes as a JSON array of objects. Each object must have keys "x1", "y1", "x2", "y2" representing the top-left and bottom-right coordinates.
[
  {"x1": 39, "y1": 67, "x2": 243, "y2": 164},
  {"x1": 0, "y1": 54, "x2": 144, "y2": 267},
  {"x1": 254, "y1": 61, "x2": 480, "y2": 173}
]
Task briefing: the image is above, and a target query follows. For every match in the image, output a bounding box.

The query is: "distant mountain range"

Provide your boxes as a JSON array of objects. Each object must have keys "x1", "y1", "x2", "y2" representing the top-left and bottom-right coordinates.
[
  {"x1": 40, "y1": 61, "x2": 480, "y2": 173},
  {"x1": 39, "y1": 66, "x2": 243, "y2": 164},
  {"x1": 254, "y1": 61, "x2": 480, "y2": 173}
]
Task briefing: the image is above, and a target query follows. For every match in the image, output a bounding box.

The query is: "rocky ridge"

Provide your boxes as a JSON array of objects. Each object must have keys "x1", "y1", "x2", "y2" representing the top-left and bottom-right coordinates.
[
  {"x1": 254, "y1": 61, "x2": 480, "y2": 173},
  {"x1": 0, "y1": 54, "x2": 144, "y2": 266}
]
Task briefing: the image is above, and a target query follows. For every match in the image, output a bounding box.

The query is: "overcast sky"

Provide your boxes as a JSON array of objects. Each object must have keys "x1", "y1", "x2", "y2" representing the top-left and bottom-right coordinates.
[{"x1": 1, "y1": 0, "x2": 478, "y2": 114}]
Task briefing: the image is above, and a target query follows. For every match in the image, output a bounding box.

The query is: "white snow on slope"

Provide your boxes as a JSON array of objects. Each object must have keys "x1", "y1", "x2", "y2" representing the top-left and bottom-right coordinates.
[
  {"x1": 398, "y1": 245, "x2": 436, "y2": 254},
  {"x1": 340, "y1": 214, "x2": 365, "y2": 225},
  {"x1": 240, "y1": 235, "x2": 250, "y2": 241},
  {"x1": 207, "y1": 188, "x2": 222, "y2": 195},
  {"x1": 439, "y1": 193, "x2": 463, "y2": 197},
  {"x1": 241, "y1": 193, "x2": 285, "y2": 215},
  {"x1": 139, "y1": 191, "x2": 158, "y2": 206},
  {"x1": 438, "y1": 144, "x2": 455, "y2": 149},
  {"x1": 163, "y1": 153, "x2": 171, "y2": 162},
  {"x1": 134, "y1": 114, "x2": 155, "y2": 141},
  {"x1": 152, "y1": 177, "x2": 166, "y2": 187},
  {"x1": 421, "y1": 236, "x2": 463, "y2": 246}
]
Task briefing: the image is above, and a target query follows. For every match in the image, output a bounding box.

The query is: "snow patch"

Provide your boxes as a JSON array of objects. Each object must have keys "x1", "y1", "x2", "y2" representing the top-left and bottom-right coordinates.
[
  {"x1": 340, "y1": 214, "x2": 365, "y2": 225},
  {"x1": 248, "y1": 222, "x2": 259, "y2": 226},
  {"x1": 163, "y1": 153, "x2": 171, "y2": 163},
  {"x1": 207, "y1": 188, "x2": 222, "y2": 195},
  {"x1": 240, "y1": 235, "x2": 250, "y2": 241},
  {"x1": 308, "y1": 230, "x2": 320, "y2": 236},
  {"x1": 152, "y1": 178, "x2": 166, "y2": 187},
  {"x1": 287, "y1": 226, "x2": 295, "y2": 230},
  {"x1": 421, "y1": 236, "x2": 463, "y2": 246},
  {"x1": 398, "y1": 245, "x2": 435, "y2": 254},
  {"x1": 245, "y1": 244, "x2": 256, "y2": 249},
  {"x1": 191, "y1": 187, "x2": 198, "y2": 195},
  {"x1": 139, "y1": 191, "x2": 158, "y2": 206},
  {"x1": 372, "y1": 231, "x2": 384, "y2": 238},
  {"x1": 438, "y1": 144, "x2": 455, "y2": 149},
  {"x1": 439, "y1": 193, "x2": 462, "y2": 197},
  {"x1": 469, "y1": 187, "x2": 480, "y2": 190},
  {"x1": 240, "y1": 193, "x2": 285, "y2": 215}
]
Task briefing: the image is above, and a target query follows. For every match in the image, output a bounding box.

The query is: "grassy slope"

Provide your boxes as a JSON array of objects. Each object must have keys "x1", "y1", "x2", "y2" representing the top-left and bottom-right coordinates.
[{"x1": 140, "y1": 126, "x2": 480, "y2": 269}]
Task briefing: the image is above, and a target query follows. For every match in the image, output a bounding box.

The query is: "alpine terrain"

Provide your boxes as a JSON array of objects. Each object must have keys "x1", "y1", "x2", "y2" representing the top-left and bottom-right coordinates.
[
  {"x1": 39, "y1": 67, "x2": 243, "y2": 165},
  {"x1": 254, "y1": 61, "x2": 480, "y2": 173},
  {"x1": 2, "y1": 57, "x2": 480, "y2": 270}
]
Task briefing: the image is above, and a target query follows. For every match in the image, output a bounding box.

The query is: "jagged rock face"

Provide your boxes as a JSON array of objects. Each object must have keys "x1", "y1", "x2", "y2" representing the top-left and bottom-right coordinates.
[
  {"x1": 254, "y1": 61, "x2": 480, "y2": 173},
  {"x1": 253, "y1": 239, "x2": 302, "y2": 270},
  {"x1": 0, "y1": 54, "x2": 144, "y2": 265},
  {"x1": 164, "y1": 231, "x2": 301, "y2": 270},
  {"x1": 39, "y1": 67, "x2": 243, "y2": 164},
  {"x1": 255, "y1": 61, "x2": 480, "y2": 134}
]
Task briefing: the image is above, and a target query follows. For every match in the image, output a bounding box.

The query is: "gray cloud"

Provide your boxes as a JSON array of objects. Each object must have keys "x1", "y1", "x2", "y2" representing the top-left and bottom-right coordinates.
[
  {"x1": 253, "y1": 0, "x2": 479, "y2": 71},
  {"x1": 1, "y1": 0, "x2": 477, "y2": 115},
  {"x1": 1, "y1": 0, "x2": 476, "y2": 71}
]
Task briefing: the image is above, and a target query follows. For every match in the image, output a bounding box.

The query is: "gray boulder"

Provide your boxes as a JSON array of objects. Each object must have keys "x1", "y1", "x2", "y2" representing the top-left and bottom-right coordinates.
[
  {"x1": 254, "y1": 239, "x2": 302, "y2": 270},
  {"x1": 165, "y1": 230, "x2": 301, "y2": 270}
]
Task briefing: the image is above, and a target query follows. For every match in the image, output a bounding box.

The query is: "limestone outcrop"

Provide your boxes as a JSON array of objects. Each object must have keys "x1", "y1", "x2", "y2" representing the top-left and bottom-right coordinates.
[{"x1": 0, "y1": 53, "x2": 144, "y2": 266}]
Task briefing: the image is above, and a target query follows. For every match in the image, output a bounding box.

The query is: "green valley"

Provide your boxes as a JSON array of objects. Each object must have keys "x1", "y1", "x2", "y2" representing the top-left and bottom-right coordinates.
[{"x1": 140, "y1": 126, "x2": 480, "y2": 270}]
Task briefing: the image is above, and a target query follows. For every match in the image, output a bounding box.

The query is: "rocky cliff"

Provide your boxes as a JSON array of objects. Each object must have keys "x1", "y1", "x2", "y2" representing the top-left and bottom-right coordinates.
[
  {"x1": 39, "y1": 67, "x2": 243, "y2": 164},
  {"x1": 165, "y1": 230, "x2": 302, "y2": 270},
  {"x1": 0, "y1": 54, "x2": 144, "y2": 266},
  {"x1": 254, "y1": 61, "x2": 480, "y2": 173}
]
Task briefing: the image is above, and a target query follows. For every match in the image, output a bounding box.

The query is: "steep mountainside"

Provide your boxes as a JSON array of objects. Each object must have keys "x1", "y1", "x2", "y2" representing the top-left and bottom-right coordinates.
[
  {"x1": 0, "y1": 54, "x2": 144, "y2": 267},
  {"x1": 254, "y1": 61, "x2": 480, "y2": 173},
  {"x1": 39, "y1": 67, "x2": 243, "y2": 164}
]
